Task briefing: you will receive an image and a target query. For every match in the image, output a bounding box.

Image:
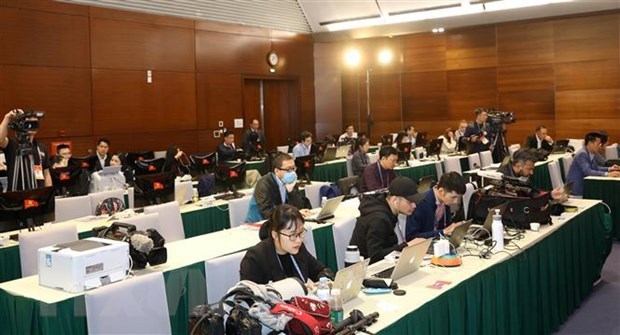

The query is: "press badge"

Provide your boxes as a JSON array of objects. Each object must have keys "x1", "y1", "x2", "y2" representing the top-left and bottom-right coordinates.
[{"x1": 34, "y1": 165, "x2": 44, "y2": 180}]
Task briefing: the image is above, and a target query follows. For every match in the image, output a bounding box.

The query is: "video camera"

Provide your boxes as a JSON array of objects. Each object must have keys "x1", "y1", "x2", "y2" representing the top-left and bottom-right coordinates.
[
  {"x1": 486, "y1": 109, "x2": 515, "y2": 133},
  {"x1": 8, "y1": 109, "x2": 45, "y2": 156}
]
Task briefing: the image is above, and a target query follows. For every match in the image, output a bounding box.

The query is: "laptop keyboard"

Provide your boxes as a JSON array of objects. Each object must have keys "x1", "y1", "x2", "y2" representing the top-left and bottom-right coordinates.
[{"x1": 373, "y1": 266, "x2": 395, "y2": 279}]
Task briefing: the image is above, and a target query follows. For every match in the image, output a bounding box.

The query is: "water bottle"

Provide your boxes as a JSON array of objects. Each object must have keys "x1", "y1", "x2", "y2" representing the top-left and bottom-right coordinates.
[
  {"x1": 316, "y1": 277, "x2": 330, "y2": 301},
  {"x1": 321, "y1": 196, "x2": 327, "y2": 208},
  {"x1": 329, "y1": 288, "x2": 344, "y2": 324},
  {"x1": 491, "y1": 208, "x2": 504, "y2": 253},
  {"x1": 344, "y1": 245, "x2": 361, "y2": 268}
]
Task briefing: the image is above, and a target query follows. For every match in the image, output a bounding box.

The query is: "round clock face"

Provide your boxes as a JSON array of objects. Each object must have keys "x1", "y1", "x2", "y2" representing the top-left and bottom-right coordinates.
[{"x1": 267, "y1": 51, "x2": 279, "y2": 66}]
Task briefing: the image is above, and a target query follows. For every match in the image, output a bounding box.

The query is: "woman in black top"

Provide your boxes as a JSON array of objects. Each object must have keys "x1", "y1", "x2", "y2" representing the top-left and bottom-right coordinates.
[
  {"x1": 240, "y1": 204, "x2": 334, "y2": 285},
  {"x1": 162, "y1": 145, "x2": 188, "y2": 176},
  {"x1": 351, "y1": 137, "x2": 370, "y2": 176}
]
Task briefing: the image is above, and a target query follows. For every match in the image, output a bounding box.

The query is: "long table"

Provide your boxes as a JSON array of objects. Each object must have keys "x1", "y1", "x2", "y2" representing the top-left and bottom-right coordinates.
[
  {"x1": 584, "y1": 176, "x2": 620, "y2": 240},
  {"x1": 342, "y1": 199, "x2": 610, "y2": 334}
]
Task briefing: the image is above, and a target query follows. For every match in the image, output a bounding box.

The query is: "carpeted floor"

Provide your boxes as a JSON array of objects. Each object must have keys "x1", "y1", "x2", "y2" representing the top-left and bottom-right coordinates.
[{"x1": 556, "y1": 242, "x2": 620, "y2": 334}]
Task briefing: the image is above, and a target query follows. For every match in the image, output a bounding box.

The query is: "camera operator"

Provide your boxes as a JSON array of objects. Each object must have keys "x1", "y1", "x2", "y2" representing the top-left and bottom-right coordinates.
[
  {"x1": 497, "y1": 149, "x2": 565, "y2": 201},
  {"x1": 463, "y1": 108, "x2": 491, "y2": 155},
  {"x1": 0, "y1": 109, "x2": 51, "y2": 191}
]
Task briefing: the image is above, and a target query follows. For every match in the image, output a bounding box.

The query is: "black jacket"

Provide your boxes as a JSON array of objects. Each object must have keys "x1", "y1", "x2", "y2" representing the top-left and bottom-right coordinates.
[
  {"x1": 463, "y1": 122, "x2": 491, "y2": 154},
  {"x1": 524, "y1": 135, "x2": 553, "y2": 152},
  {"x1": 242, "y1": 129, "x2": 267, "y2": 152},
  {"x1": 248, "y1": 173, "x2": 311, "y2": 226},
  {"x1": 240, "y1": 238, "x2": 334, "y2": 284},
  {"x1": 90, "y1": 154, "x2": 111, "y2": 172},
  {"x1": 349, "y1": 193, "x2": 407, "y2": 264},
  {"x1": 217, "y1": 143, "x2": 237, "y2": 162}
]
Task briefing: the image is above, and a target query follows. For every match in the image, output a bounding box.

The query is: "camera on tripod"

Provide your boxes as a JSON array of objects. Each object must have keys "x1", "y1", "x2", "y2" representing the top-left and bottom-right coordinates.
[
  {"x1": 486, "y1": 109, "x2": 515, "y2": 133},
  {"x1": 9, "y1": 109, "x2": 45, "y2": 156}
]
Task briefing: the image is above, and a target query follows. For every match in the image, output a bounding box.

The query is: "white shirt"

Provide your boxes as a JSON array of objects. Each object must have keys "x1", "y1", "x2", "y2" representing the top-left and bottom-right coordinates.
[
  {"x1": 338, "y1": 132, "x2": 358, "y2": 141},
  {"x1": 98, "y1": 153, "x2": 107, "y2": 168},
  {"x1": 536, "y1": 135, "x2": 543, "y2": 149}
]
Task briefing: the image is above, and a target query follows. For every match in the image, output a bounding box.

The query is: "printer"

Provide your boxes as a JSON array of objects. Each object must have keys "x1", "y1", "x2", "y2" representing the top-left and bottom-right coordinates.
[
  {"x1": 38, "y1": 237, "x2": 130, "y2": 293},
  {"x1": 90, "y1": 165, "x2": 126, "y2": 193}
]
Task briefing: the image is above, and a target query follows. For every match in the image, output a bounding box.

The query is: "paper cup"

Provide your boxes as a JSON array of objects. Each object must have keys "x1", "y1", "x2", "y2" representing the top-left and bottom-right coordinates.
[{"x1": 530, "y1": 222, "x2": 540, "y2": 232}]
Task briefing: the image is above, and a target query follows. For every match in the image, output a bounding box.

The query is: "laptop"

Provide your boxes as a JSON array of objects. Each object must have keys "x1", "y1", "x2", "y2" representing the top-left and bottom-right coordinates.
[
  {"x1": 563, "y1": 181, "x2": 573, "y2": 197},
  {"x1": 470, "y1": 203, "x2": 508, "y2": 240},
  {"x1": 335, "y1": 145, "x2": 350, "y2": 159},
  {"x1": 332, "y1": 259, "x2": 369, "y2": 303},
  {"x1": 100, "y1": 165, "x2": 122, "y2": 175},
  {"x1": 551, "y1": 139, "x2": 570, "y2": 154},
  {"x1": 305, "y1": 195, "x2": 344, "y2": 222},
  {"x1": 322, "y1": 147, "x2": 338, "y2": 162},
  {"x1": 447, "y1": 219, "x2": 474, "y2": 248},
  {"x1": 370, "y1": 238, "x2": 432, "y2": 280}
]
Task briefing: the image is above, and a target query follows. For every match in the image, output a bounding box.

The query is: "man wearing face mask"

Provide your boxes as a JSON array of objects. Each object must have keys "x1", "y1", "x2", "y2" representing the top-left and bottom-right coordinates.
[
  {"x1": 405, "y1": 172, "x2": 467, "y2": 240},
  {"x1": 349, "y1": 177, "x2": 425, "y2": 264},
  {"x1": 246, "y1": 153, "x2": 311, "y2": 229}
]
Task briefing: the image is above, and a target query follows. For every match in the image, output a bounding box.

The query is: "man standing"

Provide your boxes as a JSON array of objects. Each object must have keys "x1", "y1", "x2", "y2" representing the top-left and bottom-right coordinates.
[
  {"x1": 92, "y1": 138, "x2": 111, "y2": 171},
  {"x1": 567, "y1": 132, "x2": 620, "y2": 196},
  {"x1": 242, "y1": 119, "x2": 267, "y2": 153},
  {"x1": 463, "y1": 108, "x2": 491, "y2": 154},
  {"x1": 525, "y1": 126, "x2": 554, "y2": 151},
  {"x1": 349, "y1": 177, "x2": 424, "y2": 264},
  {"x1": 0, "y1": 109, "x2": 52, "y2": 191}
]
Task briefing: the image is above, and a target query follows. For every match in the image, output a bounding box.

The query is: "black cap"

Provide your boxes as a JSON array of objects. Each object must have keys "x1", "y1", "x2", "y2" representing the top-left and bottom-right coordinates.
[{"x1": 388, "y1": 177, "x2": 424, "y2": 203}]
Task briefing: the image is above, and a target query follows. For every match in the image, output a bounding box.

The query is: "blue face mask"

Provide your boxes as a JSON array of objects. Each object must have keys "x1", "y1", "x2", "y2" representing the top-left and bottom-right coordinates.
[{"x1": 282, "y1": 171, "x2": 297, "y2": 184}]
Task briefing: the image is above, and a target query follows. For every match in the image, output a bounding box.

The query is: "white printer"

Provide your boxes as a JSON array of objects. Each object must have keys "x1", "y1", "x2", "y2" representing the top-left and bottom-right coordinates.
[
  {"x1": 38, "y1": 237, "x2": 130, "y2": 293},
  {"x1": 90, "y1": 165, "x2": 126, "y2": 193}
]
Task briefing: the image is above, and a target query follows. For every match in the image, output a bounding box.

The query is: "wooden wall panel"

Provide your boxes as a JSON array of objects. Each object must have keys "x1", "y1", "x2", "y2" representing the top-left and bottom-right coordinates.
[
  {"x1": 497, "y1": 65, "x2": 554, "y2": 93},
  {"x1": 92, "y1": 69, "x2": 196, "y2": 134},
  {"x1": 195, "y1": 30, "x2": 270, "y2": 74},
  {"x1": 555, "y1": 90, "x2": 620, "y2": 120},
  {"x1": 554, "y1": 14, "x2": 619, "y2": 63},
  {"x1": 498, "y1": 91, "x2": 555, "y2": 120},
  {"x1": 368, "y1": 73, "x2": 400, "y2": 122},
  {"x1": 90, "y1": 18, "x2": 195, "y2": 71},
  {"x1": 0, "y1": 7, "x2": 90, "y2": 67},
  {"x1": 89, "y1": 6, "x2": 194, "y2": 28},
  {"x1": 340, "y1": 74, "x2": 360, "y2": 130},
  {"x1": 196, "y1": 73, "x2": 242, "y2": 130},
  {"x1": 401, "y1": 33, "x2": 446, "y2": 72},
  {"x1": 273, "y1": 38, "x2": 315, "y2": 76},
  {"x1": 1, "y1": 0, "x2": 88, "y2": 15},
  {"x1": 497, "y1": 21, "x2": 554, "y2": 66},
  {"x1": 0, "y1": 66, "x2": 92, "y2": 138},
  {"x1": 402, "y1": 71, "x2": 448, "y2": 120},
  {"x1": 555, "y1": 60, "x2": 619, "y2": 91},
  {"x1": 446, "y1": 27, "x2": 497, "y2": 70}
]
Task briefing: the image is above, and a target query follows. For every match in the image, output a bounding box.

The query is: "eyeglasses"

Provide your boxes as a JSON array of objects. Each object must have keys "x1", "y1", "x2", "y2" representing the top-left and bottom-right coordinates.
[
  {"x1": 279, "y1": 229, "x2": 307, "y2": 242},
  {"x1": 278, "y1": 166, "x2": 296, "y2": 173}
]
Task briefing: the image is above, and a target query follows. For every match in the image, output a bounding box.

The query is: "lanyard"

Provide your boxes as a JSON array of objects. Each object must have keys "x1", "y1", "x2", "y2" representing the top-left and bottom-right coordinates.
[
  {"x1": 276, "y1": 253, "x2": 305, "y2": 283},
  {"x1": 377, "y1": 162, "x2": 389, "y2": 188}
]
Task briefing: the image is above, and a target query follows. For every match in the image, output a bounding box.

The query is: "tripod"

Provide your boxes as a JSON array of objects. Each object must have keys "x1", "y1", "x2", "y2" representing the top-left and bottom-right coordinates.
[{"x1": 490, "y1": 129, "x2": 508, "y2": 163}]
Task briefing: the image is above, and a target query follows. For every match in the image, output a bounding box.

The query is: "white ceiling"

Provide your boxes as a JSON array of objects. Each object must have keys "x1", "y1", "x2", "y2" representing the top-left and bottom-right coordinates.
[{"x1": 58, "y1": 0, "x2": 620, "y2": 41}]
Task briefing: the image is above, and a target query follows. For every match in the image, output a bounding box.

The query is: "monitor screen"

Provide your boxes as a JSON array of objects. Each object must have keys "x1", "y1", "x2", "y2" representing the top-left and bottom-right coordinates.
[
  {"x1": 426, "y1": 138, "x2": 443, "y2": 158},
  {"x1": 134, "y1": 158, "x2": 165, "y2": 176},
  {"x1": 215, "y1": 162, "x2": 247, "y2": 193},
  {"x1": 381, "y1": 134, "x2": 393, "y2": 146},
  {"x1": 133, "y1": 172, "x2": 176, "y2": 208},
  {"x1": 189, "y1": 152, "x2": 217, "y2": 175},
  {"x1": 397, "y1": 142, "x2": 412, "y2": 163},
  {"x1": 50, "y1": 165, "x2": 89, "y2": 197},
  {"x1": 310, "y1": 142, "x2": 326, "y2": 158},
  {"x1": 0, "y1": 186, "x2": 55, "y2": 233},
  {"x1": 70, "y1": 156, "x2": 94, "y2": 171},
  {"x1": 415, "y1": 132, "x2": 428, "y2": 147},
  {"x1": 294, "y1": 154, "x2": 316, "y2": 183}
]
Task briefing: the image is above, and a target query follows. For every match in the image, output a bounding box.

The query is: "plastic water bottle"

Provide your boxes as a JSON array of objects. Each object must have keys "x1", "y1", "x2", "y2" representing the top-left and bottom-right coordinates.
[
  {"x1": 316, "y1": 277, "x2": 330, "y2": 301},
  {"x1": 329, "y1": 288, "x2": 344, "y2": 324},
  {"x1": 344, "y1": 245, "x2": 361, "y2": 268},
  {"x1": 492, "y1": 208, "x2": 504, "y2": 253},
  {"x1": 321, "y1": 196, "x2": 327, "y2": 208}
]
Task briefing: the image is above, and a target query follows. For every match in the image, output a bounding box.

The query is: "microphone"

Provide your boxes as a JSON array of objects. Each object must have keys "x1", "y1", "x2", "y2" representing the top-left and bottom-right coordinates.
[{"x1": 130, "y1": 234, "x2": 154, "y2": 254}]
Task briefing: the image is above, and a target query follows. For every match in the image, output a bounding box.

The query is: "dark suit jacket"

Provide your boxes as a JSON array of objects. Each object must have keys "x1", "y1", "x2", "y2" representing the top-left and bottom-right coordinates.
[
  {"x1": 239, "y1": 238, "x2": 333, "y2": 284},
  {"x1": 242, "y1": 129, "x2": 267, "y2": 152},
  {"x1": 524, "y1": 135, "x2": 553, "y2": 152},
  {"x1": 566, "y1": 148, "x2": 608, "y2": 196},
  {"x1": 405, "y1": 189, "x2": 452, "y2": 240},
  {"x1": 463, "y1": 122, "x2": 491, "y2": 154},
  {"x1": 246, "y1": 173, "x2": 311, "y2": 224},
  {"x1": 217, "y1": 143, "x2": 237, "y2": 162},
  {"x1": 360, "y1": 162, "x2": 397, "y2": 192},
  {"x1": 90, "y1": 154, "x2": 111, "y2": 172}
]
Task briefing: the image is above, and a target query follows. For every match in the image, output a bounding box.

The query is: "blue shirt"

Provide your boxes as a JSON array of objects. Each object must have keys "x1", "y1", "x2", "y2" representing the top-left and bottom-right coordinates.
[
  {"x1": 292, "y1": 143, "x2": 310, "y2": 159},
  {"x1": 566, "y1": 148, "x2": 608, "y2": 196}
]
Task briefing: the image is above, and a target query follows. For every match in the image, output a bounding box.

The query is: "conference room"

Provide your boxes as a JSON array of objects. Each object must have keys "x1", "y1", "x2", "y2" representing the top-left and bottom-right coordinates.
[{"x1": 0, "y1": 0, "x2": 619, "y2": 334}]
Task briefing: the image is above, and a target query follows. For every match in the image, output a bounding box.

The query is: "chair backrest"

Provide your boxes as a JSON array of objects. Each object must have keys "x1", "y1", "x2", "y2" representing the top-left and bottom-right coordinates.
[
  {"x1": 468, "y1": 153, "x2": 481, "y2": 170},
  {"x1": 143, "y1": 201, "x2": 185, "y2": 243},
  {"x1": 332, "y1": 217, "x2": 357, "y2": 270},
  {"x1": 121, "y1": 212, "x2": 162, "y2": 233},
  {"x1": 276, "y1": 145, "x2": 289, "y2": 153},
  {"x1": 55, "y1": 195, "x2": 92, "y2": 222},
  {"x1": 228, "y1": 195, "x2": 252, "y2": 228},
  {"x1": 85, "y1": 272, "x2": 171, "y2": 334},
  {"x1": 338, "y1": 176, "x2": 359, "y2": 196},
  {"x1": 444, "y1": 156, "x2": 462, "y2": 174},
  {"x1": 605, "y1": 143, "x2": 619, "y2": 160},
  {"x1": 414, "y1": 147, "x2": 425, "y2": 159},
  {"x1": 204, "y1": 251, "x2": 246, "y2": 304},
  {"x1": 303, "y1": 223, "x2": 316, "y2": 258},
  {"x1": 568, "y1": 139, "x2": 584, "y2": 153},
  {"x1": 345, "y1": 156, "x2": 354, "y2": 177},
  {"x1": 562, "y1": 155, "x2": 574, "y2": 180},
  {"x1": 462, "y1": 182, "x2": 477, "y2": 220},
  {"x1": 508, "y1": 144, "x2": 521, "y2": 157},
  {"x1": 127, "y1": 187, "x2": 135, "y2": 208},
  {"x1": 19, "y1": 222, "x2": 78, "y2": 277},
  {"x1": 479, "y1": 150, "x2": 493, "y2": 168},
  {"x1": 548, "y1": 160, "x2": 564, "y2": 189},
  {"x1": 303, "y1": 181, "x2": 328, "y2": 209},
  {"x1": 89, "y1": 189, "x2": 125, "y2": 215}
]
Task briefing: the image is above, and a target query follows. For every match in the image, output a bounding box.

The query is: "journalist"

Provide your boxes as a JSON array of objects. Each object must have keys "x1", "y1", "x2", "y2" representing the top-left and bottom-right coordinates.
[
  {"x1": 240, "y1": 204, "x2": 334, "y2": 285},
  {"x1": 360, "y1": 146, "x2": 398, "y2": 192},
  {"x1": 497, "y1": 149, "x2": 565, "y2": 200},
  {"x1": 242, "y1": 119, "x2": 267, "y2": 153},
  {"x1": 463, "y1": 108, "x2": 491, "y2": 155},
  {"x1": 566, "y1": 132, "x2": 620, "y2": 196},
  {"x1": 0, "y1": 109, "x2": 51, "y2": 191},
  {"x1": 91, "y1": 138, "x2": 111, "y2": 171},
  {"x1": 525, "y1": 126, "x2": 554, "y2": 151}
]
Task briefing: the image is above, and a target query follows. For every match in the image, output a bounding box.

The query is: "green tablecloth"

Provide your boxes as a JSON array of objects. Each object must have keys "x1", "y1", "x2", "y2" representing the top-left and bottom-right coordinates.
[
  {"x1": 181, "y1": 205, "x2": 230, "y2": 238},
  {"x1": 245, "y1": 160, "x2": 266, "y2": 175},
  {"x1": 378, "y1": 204, "x2": 610, "y2": 335},
  {"x1": 313, "y1": 161, "x2": 347, "y2": 183},
  {"x1": 531, "y1": 162, "x2": 552, "y2": 190},
  {"x1": 0, "y1": 246, "x2": 21, "y2": 284},
  {"x1": 584, "y1": 178, "x2": 620, "y2": 240},
  {"x1": 396, "y1": 164, "x2": 438, "y2": 182},
  {"x1": 312, "y1": 225, "x2": 338, "y2": 272}
]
